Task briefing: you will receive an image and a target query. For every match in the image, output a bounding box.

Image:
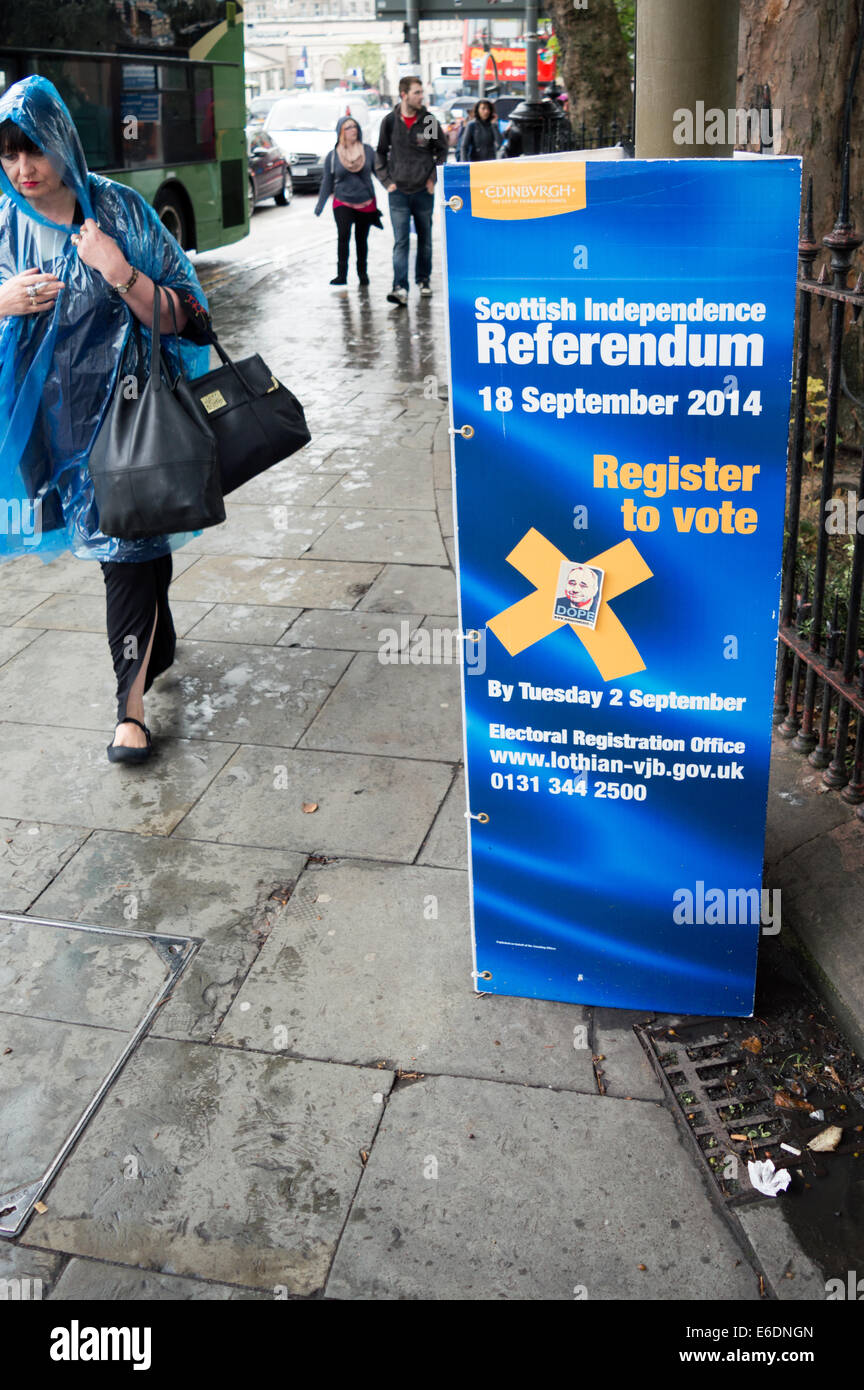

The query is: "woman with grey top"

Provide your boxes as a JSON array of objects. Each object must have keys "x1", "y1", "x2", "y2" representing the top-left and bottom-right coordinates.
[{"x1": 314, "y1": 116, "x2": 383, "y2": 287}]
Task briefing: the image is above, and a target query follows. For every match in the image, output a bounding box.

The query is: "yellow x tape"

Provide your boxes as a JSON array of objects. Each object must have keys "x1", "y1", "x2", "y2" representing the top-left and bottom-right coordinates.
[{"x1": 487, "y1": 528, "x2": 653, "y2": 682}]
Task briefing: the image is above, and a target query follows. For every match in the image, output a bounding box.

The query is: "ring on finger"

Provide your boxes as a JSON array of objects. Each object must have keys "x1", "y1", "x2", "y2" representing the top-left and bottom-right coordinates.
[{"x1": 26, "y1": 285, "x2": 38, "y2": 300}]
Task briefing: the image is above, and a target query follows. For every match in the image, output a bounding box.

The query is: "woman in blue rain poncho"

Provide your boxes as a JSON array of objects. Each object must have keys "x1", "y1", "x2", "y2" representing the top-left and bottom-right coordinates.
[{"x1": 0, "y1": 76, "x2": 213, "y2": 764}]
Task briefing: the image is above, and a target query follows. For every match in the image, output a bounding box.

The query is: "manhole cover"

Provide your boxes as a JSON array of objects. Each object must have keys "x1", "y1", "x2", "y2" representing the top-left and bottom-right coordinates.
[{"x1": 0, "y1": 910, "x2": 199, "y2": 1237}]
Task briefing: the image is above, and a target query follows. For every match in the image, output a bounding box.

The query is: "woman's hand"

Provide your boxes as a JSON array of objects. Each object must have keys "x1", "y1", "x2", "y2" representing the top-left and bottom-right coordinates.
[
  {"x1": 71, "y1": 218, "x2": 131, "y2": 286},
  {"x1": 0, "y1": 268, "x2": 64, "y2": 318}
]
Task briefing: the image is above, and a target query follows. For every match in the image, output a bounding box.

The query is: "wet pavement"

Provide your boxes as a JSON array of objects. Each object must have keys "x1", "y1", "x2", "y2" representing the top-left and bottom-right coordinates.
[{"x1": 0, "y1": 192, "x2": 846, "y2": 1299}]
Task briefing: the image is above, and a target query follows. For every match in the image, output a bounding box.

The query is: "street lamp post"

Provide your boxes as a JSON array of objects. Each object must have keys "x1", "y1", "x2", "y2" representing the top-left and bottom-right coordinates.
[{"x1": 502, "y1": 0, "x2": 571, "y2": 156}]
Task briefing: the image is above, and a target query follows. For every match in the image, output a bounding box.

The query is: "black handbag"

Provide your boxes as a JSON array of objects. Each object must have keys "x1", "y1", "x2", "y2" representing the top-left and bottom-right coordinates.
[
  {"x1": 187, "y1": 328, "x2": 311, "y2": 496},
  {"x1": 89, "y1": 289, "x2": 226, "y2": 541}
]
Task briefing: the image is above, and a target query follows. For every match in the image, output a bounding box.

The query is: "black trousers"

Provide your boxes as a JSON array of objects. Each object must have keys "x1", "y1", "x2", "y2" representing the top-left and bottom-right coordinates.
[
  {"x1": 100, "y1": 554, "x2": 176, "y2": 724},
  {"x1": 333, "y1": 204, "x2": 371, "y2": 279}
]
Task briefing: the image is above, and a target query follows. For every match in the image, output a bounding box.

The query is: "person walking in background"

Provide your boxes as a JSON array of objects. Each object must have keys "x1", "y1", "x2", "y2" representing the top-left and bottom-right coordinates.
[
  {"x1": 460, "y1": 100, "x2": 501, "y2": 162},
  {"x1": 375, "y1": 76, "x2": 447, "y2": 307},
  {"x1": 314, "y1": 116, "x2": 383, "y2": 288}
]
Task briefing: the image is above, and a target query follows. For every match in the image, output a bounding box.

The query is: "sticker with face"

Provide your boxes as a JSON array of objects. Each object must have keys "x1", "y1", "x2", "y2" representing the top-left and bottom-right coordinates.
[{"x1": 552, "y1": 560, "x2": 604, "y2": 629}]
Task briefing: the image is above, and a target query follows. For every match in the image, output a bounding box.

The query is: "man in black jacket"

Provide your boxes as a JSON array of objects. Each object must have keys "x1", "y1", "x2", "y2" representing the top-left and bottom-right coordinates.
[{"x1": 375, "y1": 76, "x2": 448, "y2": 305}]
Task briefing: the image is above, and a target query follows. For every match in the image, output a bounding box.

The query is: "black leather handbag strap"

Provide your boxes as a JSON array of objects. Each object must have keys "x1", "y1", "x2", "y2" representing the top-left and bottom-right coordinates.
[
  {"x1": 195, "y1": 320, "x2": 258, "y2": 398},
  {"x1": 150, "y1": 286, "x2": 186, "y2": 392}
]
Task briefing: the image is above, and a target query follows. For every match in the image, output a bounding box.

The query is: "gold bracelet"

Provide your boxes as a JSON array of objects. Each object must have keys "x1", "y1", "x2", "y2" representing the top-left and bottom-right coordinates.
[{"x1": 114, "y1": 266, "x2": 139, "y2": 295}]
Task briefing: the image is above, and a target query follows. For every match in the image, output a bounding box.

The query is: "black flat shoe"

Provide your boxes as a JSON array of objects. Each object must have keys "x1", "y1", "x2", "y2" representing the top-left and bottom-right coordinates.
[{"x1": 107, "y1": 716, "x2": 153, "y2": 764}]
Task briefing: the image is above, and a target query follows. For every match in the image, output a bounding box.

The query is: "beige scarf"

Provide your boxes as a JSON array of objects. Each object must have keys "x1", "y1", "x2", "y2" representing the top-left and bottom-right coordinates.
[{"x1": 336, "y1": 125, "x2": 366, "y2": 174}]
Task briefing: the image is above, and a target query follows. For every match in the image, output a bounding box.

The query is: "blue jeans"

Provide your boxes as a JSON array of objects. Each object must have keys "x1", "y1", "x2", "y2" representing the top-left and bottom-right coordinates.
[{"x1": 388, "y1": 188, "x2": 434, "y2": 290}]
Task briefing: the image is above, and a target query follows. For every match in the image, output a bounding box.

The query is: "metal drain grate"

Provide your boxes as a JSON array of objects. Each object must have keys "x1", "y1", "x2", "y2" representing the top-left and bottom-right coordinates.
[
  {"x1": 0, "y1": 911, "x2": 200, "y2": 1237},
  {"x1": 635, "y1": 1016, "x2": 864, "y2": 1204}
]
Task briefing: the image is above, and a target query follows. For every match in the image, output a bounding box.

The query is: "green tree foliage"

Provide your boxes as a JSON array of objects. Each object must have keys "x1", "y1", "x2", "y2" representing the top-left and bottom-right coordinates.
[{"x1": 340, "y1": 42, "x2": 384, "y2": 88}]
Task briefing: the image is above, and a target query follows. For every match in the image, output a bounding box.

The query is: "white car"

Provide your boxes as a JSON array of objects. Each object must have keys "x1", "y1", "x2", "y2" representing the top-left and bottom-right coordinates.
[{"x1": 265, "y1": 94, "x2": 372, "y2": 189}]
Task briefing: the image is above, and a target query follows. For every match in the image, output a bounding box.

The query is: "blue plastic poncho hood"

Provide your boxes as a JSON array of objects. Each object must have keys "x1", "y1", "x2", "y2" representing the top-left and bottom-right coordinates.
[{"x1": 0, "y1": 75, "x2": 210, "y2": 563}]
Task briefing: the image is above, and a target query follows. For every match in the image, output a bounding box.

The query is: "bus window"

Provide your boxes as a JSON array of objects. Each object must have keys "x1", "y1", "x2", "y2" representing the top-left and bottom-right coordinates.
[
  {"x1": 161, "y1": 64, "x2": 214, "y2": 164},
  {"x1": 37, "y1": 58, "x2": 115, "y2": 170}
]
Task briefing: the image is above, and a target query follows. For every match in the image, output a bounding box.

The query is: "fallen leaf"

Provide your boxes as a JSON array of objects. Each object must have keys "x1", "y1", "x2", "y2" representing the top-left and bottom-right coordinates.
[
  {"x1": 33, "y1": 1200, "x2": 47, "y2": 1214},
  {"x1": 807, "y1": 1125, "x2": 843, "y2": 1153},
  {"x1": 302, "y1": 801, "x2": 318, "y2": 814},
  {"x1": 741, "y1": 1036, "x2": 762, "y2": 1054},
  {"x1": 637, "y1": 1264, "x2": 647, "y2": 1271},
  {"x1": 2, "y1": 1047, "x2": 11, "y2": 1056},
  {"x1": 824, "y1": 1065, "x2": 843, "y2": 1086},
  {"x1": 773, "y1": 1090, "x2": 811, "y2": 1111},
  {"x1": 359, "y1": 1150, "x2": 369, "y2": 1165}
]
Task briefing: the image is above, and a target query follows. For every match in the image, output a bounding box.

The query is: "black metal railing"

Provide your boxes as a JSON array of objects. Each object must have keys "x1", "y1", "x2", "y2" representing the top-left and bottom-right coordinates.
[
  {"x1": 775, "y1": 149, "x2": 864, "y2": 818},
  {"x1": 572, "y1": 115, "x2": 634, "y2": 151}
]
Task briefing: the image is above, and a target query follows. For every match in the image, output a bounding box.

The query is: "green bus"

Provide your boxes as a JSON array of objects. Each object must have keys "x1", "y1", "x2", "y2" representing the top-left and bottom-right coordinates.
[{"x1": 0, "y1": 0, "x2": 248, "y2": 252}]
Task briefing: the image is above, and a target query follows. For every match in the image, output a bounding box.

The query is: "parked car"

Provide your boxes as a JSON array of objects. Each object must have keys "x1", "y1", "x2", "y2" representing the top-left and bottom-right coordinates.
[
  {"x1": 246, "y1": 91, "x2": 291, "y2": 136},
  {"x1": 247, "y1": 131, "x2": 292, "y2": 213},
  {"x1": 265, "y1": 94, "x2": 372, "y2": 190}
]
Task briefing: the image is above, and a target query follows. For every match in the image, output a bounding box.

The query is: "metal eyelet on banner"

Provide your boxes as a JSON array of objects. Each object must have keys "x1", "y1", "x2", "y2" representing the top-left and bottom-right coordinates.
[
  {"x1": 447, "y1": 195, "x2": 463, "y2": 211},
  {"x1": 449, "y1": 424, "x2": 474, "y2": 439},
  {"x1": 464, "y1": 629, "x2": 482, "y2": 642},
  {"x1": 465, "y1": 810, "x2": 490, "y2": 823},
  {"x1": 474, "y1": 970, "x2": 493, "y2": 981}
]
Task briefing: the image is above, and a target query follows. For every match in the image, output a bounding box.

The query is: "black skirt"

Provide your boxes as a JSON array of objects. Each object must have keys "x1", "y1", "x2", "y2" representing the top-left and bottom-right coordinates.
[{"x1": 100, "y1": 553, "x2": 176, "y2": 723}]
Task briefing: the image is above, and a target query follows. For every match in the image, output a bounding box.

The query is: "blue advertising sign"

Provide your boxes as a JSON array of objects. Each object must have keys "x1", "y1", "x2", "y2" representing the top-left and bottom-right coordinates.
[{"x1": 442, "y1": 157, "x2": 801, "y2": 1016}]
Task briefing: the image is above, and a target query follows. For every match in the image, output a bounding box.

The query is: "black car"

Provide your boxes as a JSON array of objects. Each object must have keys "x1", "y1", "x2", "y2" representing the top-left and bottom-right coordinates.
[{"x1": 247, "y1": 131, "x2": 292, "y2": 213}]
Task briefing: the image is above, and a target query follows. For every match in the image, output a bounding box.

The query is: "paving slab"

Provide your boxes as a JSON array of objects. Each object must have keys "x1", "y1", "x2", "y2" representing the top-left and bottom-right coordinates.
[
  {"x1": 765, "y1": 817, "x2": 864, "y2": 1061},
  {"x1": 765, "y1": 734, "x2": 851, "y2": 862},
  {"x1": 313, "y1": 443, "x2": 440, "y2": 477},
  {"x1": 0, "y1": 630, "x2": 352, "y2": 745},
  {"x1": 737, "y1": 1203, "x2": 828, "y2": 1301},
  {"x1": 0, "y1": 722, "x2": 235, "y2": 834},
  {"x1": 0, "y1": 1015, "x2": 136, "y2": 1193},
  {"x1": 183, "y1": 503, "x2": 332, "y2": 560},
  {"x1": 306, "y1": 508, "x2": 448, "y2": 567},
  {"x1": 48, "y1": 1258, "x2": 270, "y2": 1300},
  {"x1": 175, "y1": 744, "x2": 450, "y2": 861},
  {"x1": 145, "y1": 641, "x2": 352, "y2": 745},
  {"x1": 32, "y1": 831, "x2": 307, "y2": 1042},
  {"x1": 592, "y1": 1009, "x2": 663, "y2": 1102},
  {"x1": 216, "y1": 860, "x2": 595, "y2": 1091},
  {"x1": 432, "y1": 451, "x2": 452, "y2": 490},
  {"x1": 0, "y1": 549, "x2": 199, "y2": 595},
  {"x1": 0, "y1": 819, "x2": 91, "y2": 913},
  {"x1": 277, "y1": 609, "x2": 417, "y2": 653},
  {"x1": 0, "y1": 587, "x2": 52, "y2": 624},
  {"x1": 230, "y1": 469, "x2": 346, "y2": 507},
  {"x1": 26, "y1": 1038, "x2": 394, "y2": 1295},
  {"x1": 0, "y1": 627, "x2": 42, "y2": 666},
  {"x1": 357, "y1": 563, "x2": 457, "y2": 615},
  {"x1": 326, "y1": 1073, "x2": 759, "y2": 1301},
  {"x1": 435, "y1": 490, "x2": 455, "y2": 537},
  {"x1": 301, "y1": 653, "x2": 462, "y2": 762},
  {"x1": 13, "y1": 592, "x2": 212, "y2": 636},
  {"x1": 0, "y1": 1241, "x2": 66, "y2": 1297},
  {"x1": 316, "y1": 468, "x2": 436, "y2": 511},
  {"x1": 1, "y1": 916, "x2": 168, "y2": 1030},
  {"x1": 169, "y1": 554, "x2": 380, "y2": 609},
  {"x1": 182, "y1": 602, "x2": 300, "y2": 646},
  {"x1": 418, "y1": 771, "x2": 468, "y2": 871}
]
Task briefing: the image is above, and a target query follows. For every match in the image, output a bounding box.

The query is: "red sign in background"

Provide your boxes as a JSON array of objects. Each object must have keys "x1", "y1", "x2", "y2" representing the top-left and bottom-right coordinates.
[{"x1": 462, "y1": 45, "x2": 557, "y2": 84}]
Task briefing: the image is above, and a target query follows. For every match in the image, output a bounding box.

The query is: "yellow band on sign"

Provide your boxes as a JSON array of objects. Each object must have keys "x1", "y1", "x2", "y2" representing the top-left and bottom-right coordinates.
[
  {"x1": 487, "y1": 528, "x2": 652, "y2": 681},
  {"x1": 469, "y1": 161, "x2": 586, "y2": 220}
]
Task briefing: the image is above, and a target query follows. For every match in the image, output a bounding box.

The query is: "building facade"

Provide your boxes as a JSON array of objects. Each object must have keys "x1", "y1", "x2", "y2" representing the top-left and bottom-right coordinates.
[{"x1": 242, "y1": 0, "x2": 464, "y2": 102}]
